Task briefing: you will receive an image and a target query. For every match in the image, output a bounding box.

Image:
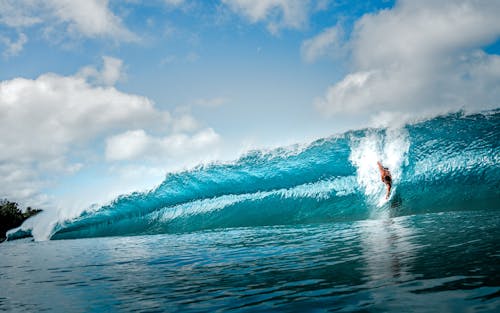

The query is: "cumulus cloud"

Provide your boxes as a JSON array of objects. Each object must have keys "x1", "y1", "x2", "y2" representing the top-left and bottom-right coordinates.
[
  {"x1": 301, "y1": 25, "x2": 343, "y2": 63},
  {"x1": 0, "y1": 72, "x2": 165, "y2": 162},
  {"x1": 315, "y1": 0, "x2": 500, "y2": 124},
  {"x1": 0, "y1": 0, "x2": 136, "y2": 44},
  {"x1": 0, "y1": 57, "x2": 221, "y2": 207},
  {"x1": 316, "y1": 71, "x2": 375, "y2": 114},
  {"x1": 222, "y1": 0, "x2": 322, "y2": 34},
  {"x1": 105, "y1": 128, "x2": 220, "y2": 161}
]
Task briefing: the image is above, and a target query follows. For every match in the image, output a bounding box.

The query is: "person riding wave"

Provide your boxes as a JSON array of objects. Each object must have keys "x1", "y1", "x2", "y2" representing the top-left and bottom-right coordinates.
[{"x1": 377, "y1": 161, "x2": 392, "y2": 199}]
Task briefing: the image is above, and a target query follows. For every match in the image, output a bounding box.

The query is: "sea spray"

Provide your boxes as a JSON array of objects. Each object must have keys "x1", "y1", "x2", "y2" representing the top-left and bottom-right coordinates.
[{"x1": 348, "y1": 127, "x2": 410, "y2": 212}]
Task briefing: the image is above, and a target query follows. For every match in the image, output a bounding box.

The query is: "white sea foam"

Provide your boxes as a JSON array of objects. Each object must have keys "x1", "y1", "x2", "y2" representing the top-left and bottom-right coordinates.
[
  {"x1": 349, "y1": 127, "x2": 409, "y2": 213},
  {"x1": 150, "y1": 176, "x2": 358, "y2": 223},
  {"x1": 7, "y1": 200, "x2": 103, "y2": 241}
]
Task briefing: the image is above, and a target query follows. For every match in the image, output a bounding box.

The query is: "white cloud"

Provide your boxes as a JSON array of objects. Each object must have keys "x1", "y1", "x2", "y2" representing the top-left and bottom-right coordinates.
[
  {"x1": 172, "y1": 114, "x2": 200, "y2": 133},
  {"x1": 78, "y1": 56, "x2": 125, "y2": 86},
  {"x1": 0, "y1": 0, "x2": 136, "y2": 44},
  {"x1": 351, "y1": 0, "x2": 500, "y2": 70},
  {"x1": 301, "y1": 25, "x2": 343, "y2": 63},
  {"x1": 315, "y1": 71, "x2": 375, "y2": 114},
  {"x1": 0, "y1": 57, "x2": 221, "y2": 207},
  {"x1": 105, "y1": 130, "x2": 151, "y2": 161},
  {"x1": 48, "y1": 0, "x2": 136, "y2": 40},
  {"x1": 1, "y1": 33, "x2": 28, "y2": 58},
  {"x1": 315, "y1": 0, "x2": 500, "y2": 124},
  {"x1": 0, "y1": 1, "x2": 42, "y2": 27},
  {"x1": 222, "y1": 0, "x2": 314, "y2": 34},
  {"x1": 0, "y1": 73, "x2": 165, "y2": 162},
  {"x1": 105, "y1": 128, "x2": 220, "y2": 161}
]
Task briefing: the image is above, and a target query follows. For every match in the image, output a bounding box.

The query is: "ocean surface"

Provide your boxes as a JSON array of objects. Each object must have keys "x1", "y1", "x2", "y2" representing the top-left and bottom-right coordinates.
[{"x1": 2, "y1": 111, "x2": 499, "y2": 312}]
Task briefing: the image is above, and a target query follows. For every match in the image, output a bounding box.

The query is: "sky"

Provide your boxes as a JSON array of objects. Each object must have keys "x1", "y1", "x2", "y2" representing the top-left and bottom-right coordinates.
[{"x1": 1, "y1": 0, "x2": 499, "y2": 211}]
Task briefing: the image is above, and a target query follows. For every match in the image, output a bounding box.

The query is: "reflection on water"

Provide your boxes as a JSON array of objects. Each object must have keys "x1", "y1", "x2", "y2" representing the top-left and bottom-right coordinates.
[
  {"x1": 360, "y1": 216, "x2": 417, "y2": 284},
  {"x1": 1, "y1": 210, "x2": 499, "y2": 312},
  {"x1": 357, "y1": 215, "x2": 420, "y2": 310}
]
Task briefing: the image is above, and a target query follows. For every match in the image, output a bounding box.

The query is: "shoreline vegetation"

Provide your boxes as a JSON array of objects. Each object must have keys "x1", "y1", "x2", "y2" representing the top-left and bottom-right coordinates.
[{"x1": 1, "y1": 199, "x2": 42, "y2": 241}]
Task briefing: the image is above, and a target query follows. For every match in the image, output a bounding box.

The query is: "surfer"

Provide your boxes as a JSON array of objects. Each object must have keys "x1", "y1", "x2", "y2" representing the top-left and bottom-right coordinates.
[{"x1": 377, "y1": 161, "x2": 392, "y2": 199}]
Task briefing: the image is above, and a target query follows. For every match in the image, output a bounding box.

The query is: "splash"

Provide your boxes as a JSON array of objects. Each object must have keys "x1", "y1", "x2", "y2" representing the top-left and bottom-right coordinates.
[
  {"x1": 349, "y1": 127, "x2": 410, "y2": 210},
  {"x1": 7, "y1": 111, "x2": 500, "y2": 241}
]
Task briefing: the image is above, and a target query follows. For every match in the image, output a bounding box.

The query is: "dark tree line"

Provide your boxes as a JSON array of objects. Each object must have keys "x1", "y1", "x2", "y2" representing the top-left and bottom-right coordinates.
[{"x1": 0, "y1": 199, "x2": 42, "y2": 241}]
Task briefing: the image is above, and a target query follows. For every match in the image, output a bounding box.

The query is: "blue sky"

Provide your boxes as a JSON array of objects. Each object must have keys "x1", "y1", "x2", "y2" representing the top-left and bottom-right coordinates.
[{"x1": 1, "y1": 0, "x2": 499, "y2": 210}]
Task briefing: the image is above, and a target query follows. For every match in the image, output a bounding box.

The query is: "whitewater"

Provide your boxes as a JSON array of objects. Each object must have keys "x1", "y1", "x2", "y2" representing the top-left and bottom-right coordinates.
[{"x1": 7, "y1": 110, "x2": 500, "y2": 241}]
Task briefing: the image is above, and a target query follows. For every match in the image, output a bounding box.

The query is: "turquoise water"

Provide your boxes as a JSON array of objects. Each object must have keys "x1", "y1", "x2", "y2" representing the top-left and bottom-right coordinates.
[
  {"x1": 1, "y1": 211, "x2": 499, "y2": 312},
  {"x1": 2, "y1": 111, "x2": 500, "y2": 312}
]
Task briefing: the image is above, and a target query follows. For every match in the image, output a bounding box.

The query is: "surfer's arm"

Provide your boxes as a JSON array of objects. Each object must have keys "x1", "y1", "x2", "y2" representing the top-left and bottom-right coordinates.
[{"x1": 377, "y1": 161, "x2": 386, "y2": 177}]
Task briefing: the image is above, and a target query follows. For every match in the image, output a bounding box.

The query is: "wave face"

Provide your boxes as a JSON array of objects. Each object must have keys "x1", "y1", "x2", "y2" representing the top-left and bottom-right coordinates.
[{"x1": 8, "y1": 111, "x2": 500, "y2": 241}]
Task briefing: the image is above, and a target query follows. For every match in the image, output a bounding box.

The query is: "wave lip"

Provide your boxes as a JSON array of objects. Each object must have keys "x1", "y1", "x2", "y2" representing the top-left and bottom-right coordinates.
[{"x1": 7, "y1": 110, "x2": 500, "y2": 241}]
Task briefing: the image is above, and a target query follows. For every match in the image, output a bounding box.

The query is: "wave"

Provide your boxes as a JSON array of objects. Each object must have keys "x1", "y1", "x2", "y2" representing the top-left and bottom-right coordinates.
[{"x1": 7, "y1": 110, "x2": 500, "y2": 241}]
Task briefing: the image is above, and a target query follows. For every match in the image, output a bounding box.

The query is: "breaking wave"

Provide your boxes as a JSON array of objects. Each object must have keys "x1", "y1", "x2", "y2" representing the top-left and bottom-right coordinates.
[{"x1": 7, "y1": 111, "x2": 500, "y2": 241}]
